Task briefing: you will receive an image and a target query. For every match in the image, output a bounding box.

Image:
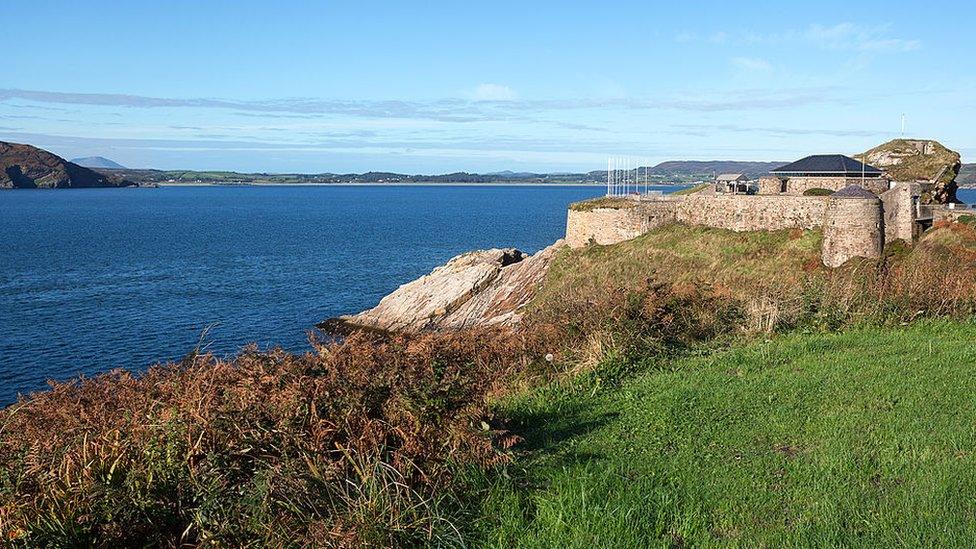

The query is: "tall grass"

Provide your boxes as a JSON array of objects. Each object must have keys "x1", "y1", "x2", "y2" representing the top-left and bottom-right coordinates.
[
  {"x1": 525, "y1": 223, "x2": 976, "y2": 365},
  {"x1": 0, "y1": 330, "x2": 526, "y2": 547}
]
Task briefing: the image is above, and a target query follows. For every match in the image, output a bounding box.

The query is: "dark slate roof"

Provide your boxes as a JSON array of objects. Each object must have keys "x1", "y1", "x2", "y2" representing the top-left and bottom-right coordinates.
[
  {"x1": 771, "y1": 154, "x2": 883, "y2": 176},
  {"x1": 831, "y1": 185, "x2": 878, "y2": 199}
]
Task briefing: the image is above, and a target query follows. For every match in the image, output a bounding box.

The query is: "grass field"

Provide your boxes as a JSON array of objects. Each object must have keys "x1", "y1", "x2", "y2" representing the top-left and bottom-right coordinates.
[{"x1": 473, "y1": 320, "x2": 976, "y2": 547}]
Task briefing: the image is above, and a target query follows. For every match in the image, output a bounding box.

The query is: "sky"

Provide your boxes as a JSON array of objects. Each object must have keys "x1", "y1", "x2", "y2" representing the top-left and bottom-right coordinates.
[{"x1": 1, "y1": 0, "x2": 974, "y2": 173}]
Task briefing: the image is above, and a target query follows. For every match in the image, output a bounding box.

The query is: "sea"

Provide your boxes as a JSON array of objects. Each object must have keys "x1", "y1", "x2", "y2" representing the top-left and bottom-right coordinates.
[{"x1": 2, "y1": 185, "x2": 974, "y2": 405}]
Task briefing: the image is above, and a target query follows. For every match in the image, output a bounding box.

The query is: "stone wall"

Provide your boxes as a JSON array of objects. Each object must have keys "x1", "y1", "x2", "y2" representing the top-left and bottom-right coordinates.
[
  {"x1": 879, "y1": 182, "x2": 921, "y2": 243},
  {"x1": 565, "y1": 195, "x2": 828, "y2": 248},
  {"x1": 676, "y1": 194, "x2": 828, "y2": 231},
  {"x1": 758, "y1": 176, "x2": 890, "y2": 196},
  {"x1": 758, "y1": 176, "x2": 786, "y2": 195},
  {"x1": 566, "y1": 192, "x2": 887, "y2": 268},
  {"x1": 565, "y1": 202, "x2": 676, "y2": 247},
  {"x1": 931, "y1": 204, "x2": 976, "y2": 223}
]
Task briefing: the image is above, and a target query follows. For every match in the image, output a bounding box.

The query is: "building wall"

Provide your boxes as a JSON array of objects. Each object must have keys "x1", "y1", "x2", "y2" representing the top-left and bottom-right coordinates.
[
  {"x1": 879, "y1": 182, "x2": 920, "y2": 243},
  {"x1": 757, "y1": 176, "x2": 890, "y2": 196},
  {"x1": 758, "y1": 176, "x2": 786, "y2": 195}
]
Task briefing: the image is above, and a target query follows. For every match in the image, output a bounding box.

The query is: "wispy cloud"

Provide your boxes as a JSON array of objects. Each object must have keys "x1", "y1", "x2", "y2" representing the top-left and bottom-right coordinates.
[
  {"x1": 731, "y1": 57, "x2": 772, "y2": 72},
  {"x1": 673, "y1": 123, "x2": 891, "y2": 138},
  {"x1": 0, "y1": 87, "x2": 841, "y2": 126},
  {"x1": 472, "y1": 83, "x2": 517, "y2": 101},
  {"x1": 803, "y1": 23, "x2": 920, "y2": 53},
  {"x1": 677, "y1": 22, "x2": 920, "y2": 54}
]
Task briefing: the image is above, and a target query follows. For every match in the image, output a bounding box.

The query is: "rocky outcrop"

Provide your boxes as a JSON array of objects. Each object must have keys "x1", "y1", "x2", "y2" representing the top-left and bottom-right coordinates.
[
  {"x1": 861, "y1": 139, "x2": 961, "y2": 203},
  {"x1": 1, "y1": 141, "x2": 134, "y2": 189},
  {"x1": 322, "y1": 241, "x2": 564, "y2": 333}
]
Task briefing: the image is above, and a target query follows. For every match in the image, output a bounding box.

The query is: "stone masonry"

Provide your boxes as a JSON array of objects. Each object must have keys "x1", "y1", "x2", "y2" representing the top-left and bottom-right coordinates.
[
  {"x1": 567, "y1": 184, "x2": 921, "y2": 267},
  {"x1": 758, "y1": 175, "x2": 890, "y2": 196}
]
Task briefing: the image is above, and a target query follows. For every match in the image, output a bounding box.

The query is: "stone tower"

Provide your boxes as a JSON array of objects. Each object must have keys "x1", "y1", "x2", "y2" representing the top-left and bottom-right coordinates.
[{"x1": 821, "y1": 185, "x2": 884, "y2": 268}]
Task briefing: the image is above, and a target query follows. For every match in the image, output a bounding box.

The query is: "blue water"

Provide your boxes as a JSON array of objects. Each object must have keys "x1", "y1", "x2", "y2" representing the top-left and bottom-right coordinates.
[{"x1": 0, "y1": 184, "x2": 632, "y2": 404}]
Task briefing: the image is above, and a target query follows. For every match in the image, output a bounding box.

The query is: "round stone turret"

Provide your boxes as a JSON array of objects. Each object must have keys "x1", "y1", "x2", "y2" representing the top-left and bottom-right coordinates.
[{"x1": 822, "y1": 185, "x2": 884, "y2": 268}]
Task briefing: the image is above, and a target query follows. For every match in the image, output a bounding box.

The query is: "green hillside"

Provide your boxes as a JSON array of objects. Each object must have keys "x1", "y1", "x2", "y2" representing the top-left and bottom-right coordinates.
[{"x1": 475, "y1": 321, "x2": 976, "y2": 546}]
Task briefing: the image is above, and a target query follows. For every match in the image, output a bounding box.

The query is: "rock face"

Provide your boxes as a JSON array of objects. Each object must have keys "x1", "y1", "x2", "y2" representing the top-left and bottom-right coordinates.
[
  {"x1": 861, "y1": 139, "x2": 961, "y2": 203},
  {"x1": 0, "y1": 141, "x2": 133, "y2": 189},
  {"x1": 322, "y1": 241, "x2": 564, "y2": 333}
]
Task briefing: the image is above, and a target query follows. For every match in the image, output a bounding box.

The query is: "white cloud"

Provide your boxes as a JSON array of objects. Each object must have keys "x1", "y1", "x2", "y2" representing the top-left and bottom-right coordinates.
[
  {"x1": 472, "y1": 83, "x2": 517, "y2": 101},
  {"x1": 731, "y1": 57, "x2": 773, "y2": 72},
  {"x1": 680, "y1": 22, "x2": 920, "y2": 54},
  {"x1": 709, "y1": 31, "x2": 729, "y2": 44},
  {"x1": 803, "y1": 23, "x2": 920, "y2": 52}
]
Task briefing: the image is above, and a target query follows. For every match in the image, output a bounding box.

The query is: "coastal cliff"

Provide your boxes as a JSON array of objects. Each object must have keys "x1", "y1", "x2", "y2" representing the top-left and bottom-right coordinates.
[
  {"x1": 0, "y1": 141, "x2": 134, "y2": 189},
  {"x1": 861, "y1": 139, "x2": 961, "y2": 203},
  {"x1": 322, "y1": 240, "x2": 564, "y2": 333}
]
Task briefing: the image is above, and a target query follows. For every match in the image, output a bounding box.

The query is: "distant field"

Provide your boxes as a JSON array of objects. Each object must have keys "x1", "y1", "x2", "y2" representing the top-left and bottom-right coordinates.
[{"x1": 474, "y1": 321, "x2": 976, "y2": 547}]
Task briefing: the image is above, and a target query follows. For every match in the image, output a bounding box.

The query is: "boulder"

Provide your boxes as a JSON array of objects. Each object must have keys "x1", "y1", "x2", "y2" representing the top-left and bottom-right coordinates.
[{"x1": 322, "y1": 241, "x2": 564, "y2": 333}]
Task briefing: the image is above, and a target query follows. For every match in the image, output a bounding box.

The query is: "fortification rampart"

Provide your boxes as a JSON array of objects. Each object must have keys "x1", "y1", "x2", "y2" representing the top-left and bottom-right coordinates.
[
  {"x1": 675, "y1": 195, "x2": 828, "y2": 231},
  {"x1": 566, "y1": 189, "x2": 905, "y2": 267},
  {"x1": 565, "y1": 202, "x2": 676, "y2": 247},
  {"x1": 566, "y1": 195, "x2": 829, "y2": 248}
]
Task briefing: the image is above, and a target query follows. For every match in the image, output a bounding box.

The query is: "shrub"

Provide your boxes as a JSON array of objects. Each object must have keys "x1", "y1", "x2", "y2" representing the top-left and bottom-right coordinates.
[
  {"x1": 0, "y1": 329, "x2": 528, "y2": 547},
  {"x1": 803, "y1": 188, "x2": 833, "y2": 196}
]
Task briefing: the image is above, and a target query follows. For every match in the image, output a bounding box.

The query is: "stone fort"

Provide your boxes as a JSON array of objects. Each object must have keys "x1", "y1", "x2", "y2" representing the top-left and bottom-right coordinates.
[{"x1": 566, "y1": 154, "x2": 970, "y2": 267}]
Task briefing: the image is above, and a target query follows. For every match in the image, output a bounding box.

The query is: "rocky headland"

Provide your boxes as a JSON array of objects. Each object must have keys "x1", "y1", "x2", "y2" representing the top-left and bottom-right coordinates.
[
  {"x1": 0, "y1": 141, "x2": 134, "y2": 189},
  {"x1": 321, "y1": 240, "x2": 564, "y2": 333},
  {"x1": 862, "y1": 139, "x2": 962, "y2": 202}
]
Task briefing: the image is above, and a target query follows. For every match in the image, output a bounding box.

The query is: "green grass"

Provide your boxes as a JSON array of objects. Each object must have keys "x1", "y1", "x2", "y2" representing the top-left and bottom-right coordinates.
[
  {"x1": 473, "y1": 320, "x2": 976, "y2": 547},
  {"x1": 672, "y1": 183, "x2": 711, "y2": 195},
  {"x1": 569, "y1": 197, "x2": 639, "y2": 211}
]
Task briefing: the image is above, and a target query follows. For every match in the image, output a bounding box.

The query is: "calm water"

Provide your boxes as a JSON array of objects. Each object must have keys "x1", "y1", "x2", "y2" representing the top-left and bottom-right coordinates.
[{"x1": 0, "y1": 185, "x2": 630, "y2": 404}]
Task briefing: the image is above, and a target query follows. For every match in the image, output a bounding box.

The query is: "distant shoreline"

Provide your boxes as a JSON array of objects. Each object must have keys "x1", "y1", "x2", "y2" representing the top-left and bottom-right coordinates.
[{"x1": 155, "y1": 182, "x2": 665, "y2": 188}]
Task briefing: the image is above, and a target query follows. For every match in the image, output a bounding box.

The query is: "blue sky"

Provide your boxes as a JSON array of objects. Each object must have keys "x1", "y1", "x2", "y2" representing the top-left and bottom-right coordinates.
[{"x1": 1, "y1": 0, "x2": 973, "y2": 173}]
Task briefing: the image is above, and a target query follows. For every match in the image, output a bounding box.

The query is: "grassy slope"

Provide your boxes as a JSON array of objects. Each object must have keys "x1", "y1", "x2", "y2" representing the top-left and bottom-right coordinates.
[
  {"x1": 862, "y1": 139, "x2": 961, "y2": 184},
  {"x1": 475, "y1": 321, "x2": 976, "y2": 547}
]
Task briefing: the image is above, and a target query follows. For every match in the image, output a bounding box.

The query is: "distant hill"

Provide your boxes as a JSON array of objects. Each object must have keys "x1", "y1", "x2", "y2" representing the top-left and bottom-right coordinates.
[
  {"x1": 647, "y1": 161, "x2": 784, "y2": 180},
  {"x1": 71, "y1": 156, "x2": 126, "y2": 170},
  {"x1": 98, "y1": 161, "x2": 788, "y2": 187},
  {"x1": 1, "y1": 141, "x2": 134, "y2": 189},
  {"x1": 959, "y1": 164, "x2": 976, "y2": 186}
]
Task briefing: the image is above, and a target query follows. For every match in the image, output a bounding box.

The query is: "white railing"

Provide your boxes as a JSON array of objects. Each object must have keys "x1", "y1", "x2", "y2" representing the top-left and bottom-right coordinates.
[{"x1": 606, "y1": 156, "x2": 652, "y2": 197}]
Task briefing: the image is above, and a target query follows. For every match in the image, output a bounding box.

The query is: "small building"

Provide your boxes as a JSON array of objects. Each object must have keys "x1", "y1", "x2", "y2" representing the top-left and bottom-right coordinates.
[
  {"x1": 715, "y1": 173, "x2": 750, "y2": 194},
  {"x1": 759, "y1": 154, "x2": 889, "y2": 196}
]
